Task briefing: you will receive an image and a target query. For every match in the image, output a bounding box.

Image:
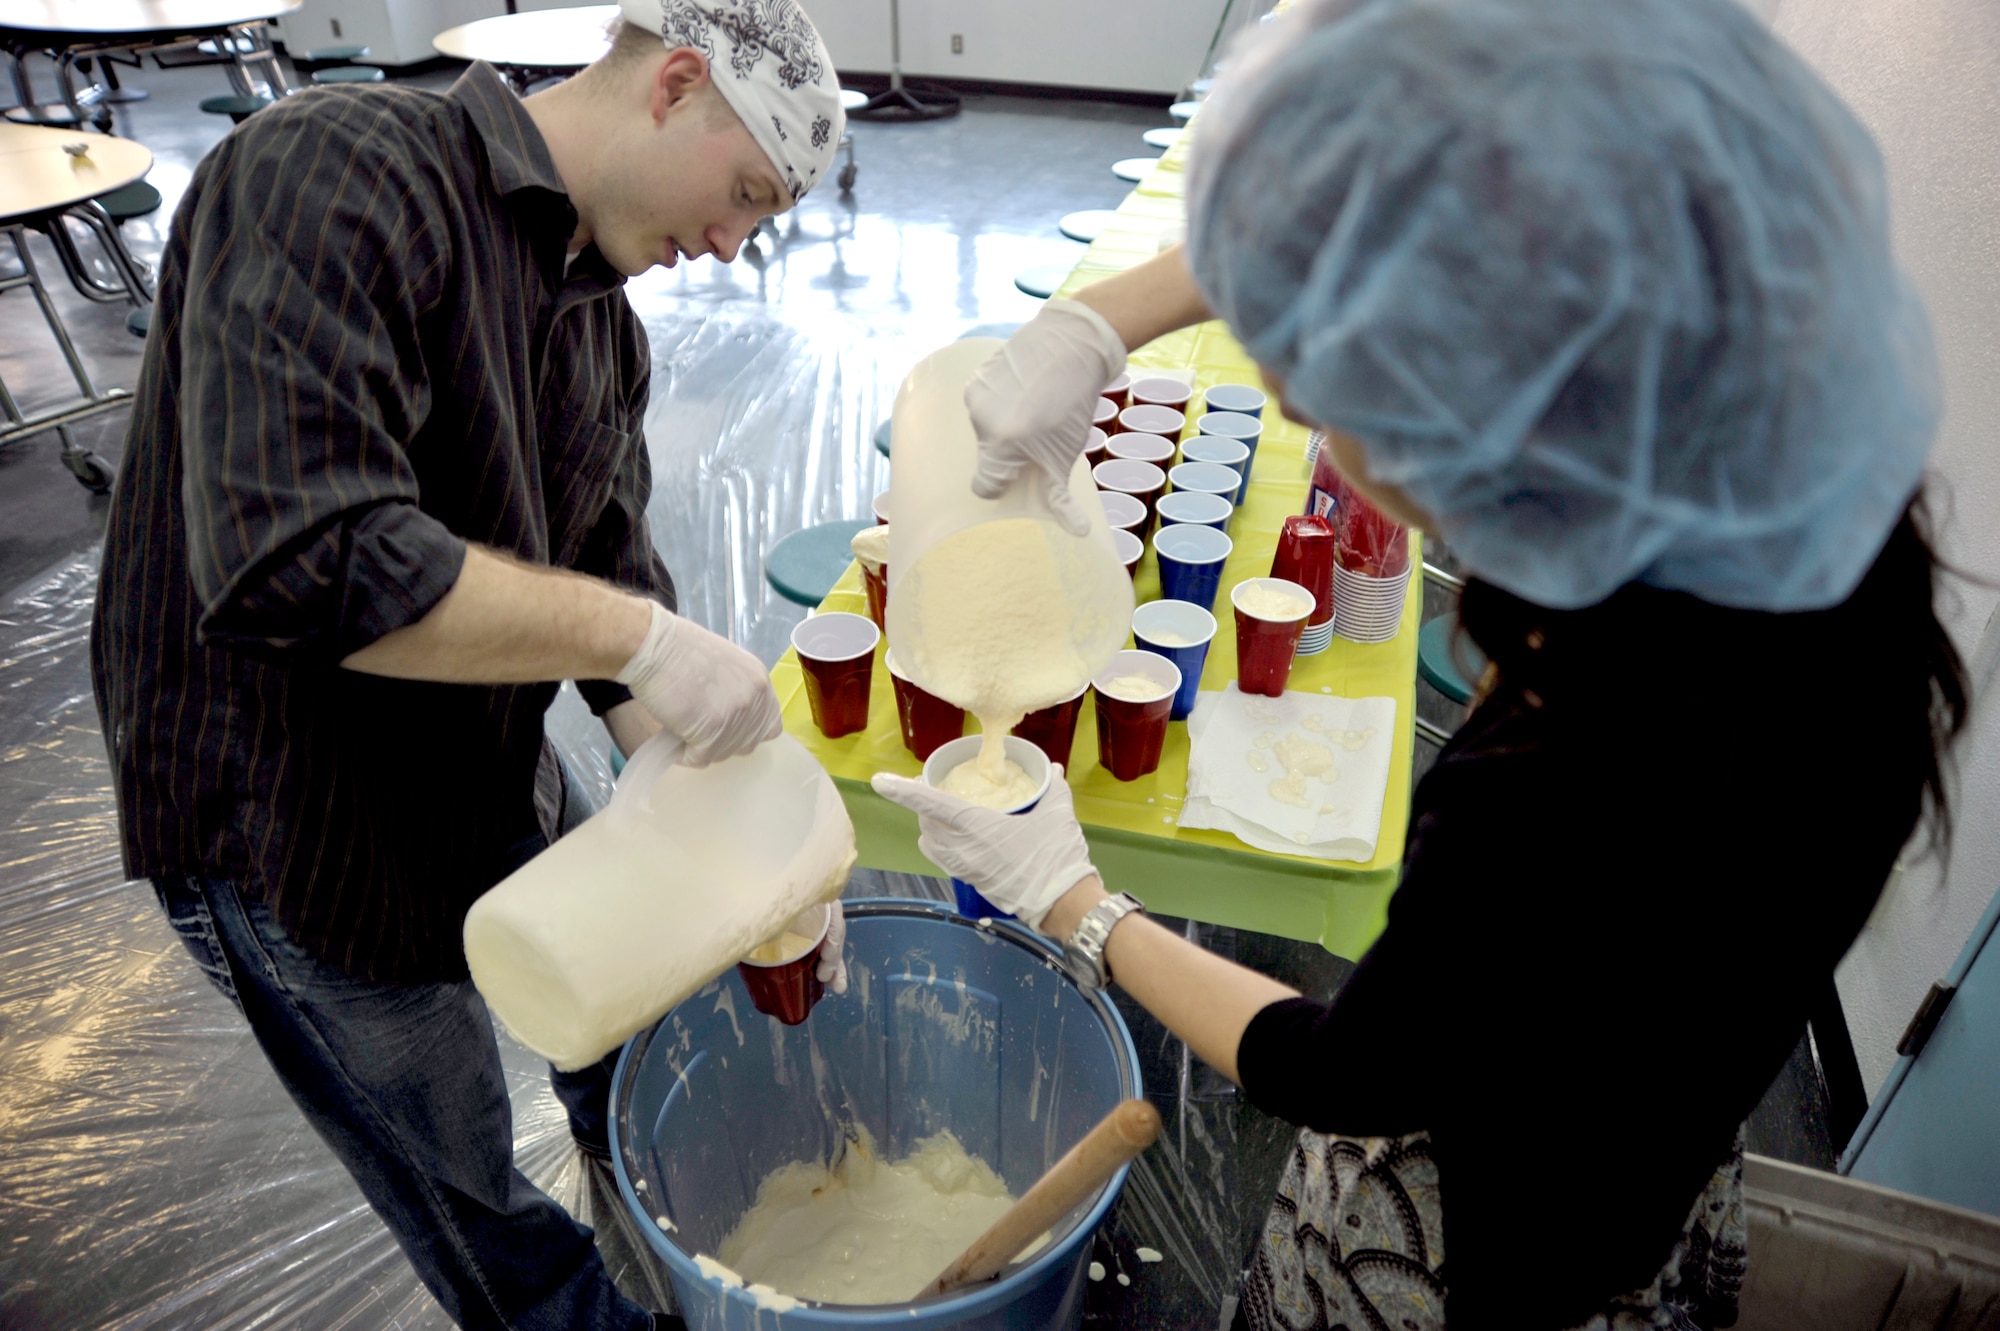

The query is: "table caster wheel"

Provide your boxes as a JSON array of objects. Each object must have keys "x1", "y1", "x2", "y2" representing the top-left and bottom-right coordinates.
[
  {"x1": 64, "y1": 447, "x2": 115, "y2": 494},
  {"x1": 838, "y1": 162, "x2": 857, "y2": 191}
]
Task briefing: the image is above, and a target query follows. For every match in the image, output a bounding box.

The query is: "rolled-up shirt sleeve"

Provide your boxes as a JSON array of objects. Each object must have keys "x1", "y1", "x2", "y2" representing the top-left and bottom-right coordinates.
[{"x1": 179, "y1": 105, "x2": 463, "y2": 662}]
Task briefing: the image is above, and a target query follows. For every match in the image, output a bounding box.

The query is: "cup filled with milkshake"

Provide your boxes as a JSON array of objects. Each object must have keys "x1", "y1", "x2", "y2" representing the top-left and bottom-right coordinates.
[
  {"x1": 736, "y1": 903, "x2": 835, "y2": 1026},
  {"x1": 1092, "y1": 650, "x2": 1182, "y2": 781},
  {"x1": 920, "y1": 733, "x2": 1053, "y2": 919}
]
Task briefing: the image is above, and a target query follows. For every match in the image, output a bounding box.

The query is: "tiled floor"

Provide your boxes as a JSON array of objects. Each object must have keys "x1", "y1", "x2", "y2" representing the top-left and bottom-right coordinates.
[{"x1": 0, "y1": 50, "x2": 1843, "y2": 1331}]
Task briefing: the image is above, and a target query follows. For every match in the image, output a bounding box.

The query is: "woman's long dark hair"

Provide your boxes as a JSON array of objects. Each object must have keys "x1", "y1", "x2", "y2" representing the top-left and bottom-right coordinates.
[{"x1": 1907, "y1": 492, "x2": 1972, "y2": 855}]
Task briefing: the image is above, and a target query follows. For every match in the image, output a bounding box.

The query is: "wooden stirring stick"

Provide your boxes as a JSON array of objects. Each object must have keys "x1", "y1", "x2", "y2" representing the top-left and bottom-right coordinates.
[{"x1": 923, "y1": 1098, "x2": 1162, "y2": 1298}]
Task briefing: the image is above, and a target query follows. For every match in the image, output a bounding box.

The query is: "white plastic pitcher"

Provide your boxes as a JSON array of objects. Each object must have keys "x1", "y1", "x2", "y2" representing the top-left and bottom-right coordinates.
[
  {"x1": 463, "y1": 733, "x2": 857, "y2": 1070},
  {"x1": 886, "y1": 339, "x2": 1134, "y2": 720}
]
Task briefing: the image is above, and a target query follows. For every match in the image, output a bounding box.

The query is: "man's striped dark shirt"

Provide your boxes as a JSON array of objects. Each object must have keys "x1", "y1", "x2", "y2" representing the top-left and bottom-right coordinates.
[{"x1": 91, "y1": 63, "x2": 673, "y2": 983}]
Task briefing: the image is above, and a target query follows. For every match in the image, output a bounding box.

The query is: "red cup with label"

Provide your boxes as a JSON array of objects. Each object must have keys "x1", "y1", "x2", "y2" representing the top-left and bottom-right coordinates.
[
  {"x1": 737, "y1": 903, "x2": 832, "y2": 1026},
  {"x1": 1092, "y1": 649, "x2": 1181, "y2": 781},
  {"x1": 791, "y1": 612, "x2": 878, "y2": 738},
  {"x1": 886, "y1": 650, "x2": 965, "y2": 759},
  {"x1": 1013, "y1": 680, "x2": 1089, "y2": 766},
  {"x1": 1102, "y1": 372, "x2": 1131, "y2": 411},
  {"x1": 1231, "y1": 578, "x2": 1314, "y2": 697},
  {"x1": 1270, "y1": 514, "x2": 1336, "y2": 628}
]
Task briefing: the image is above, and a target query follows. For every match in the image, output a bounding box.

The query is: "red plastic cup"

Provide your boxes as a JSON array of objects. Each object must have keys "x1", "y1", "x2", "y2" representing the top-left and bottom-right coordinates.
[
  {"x1": 1102, "y1": 372, "x2": 1131, "y2": 411},
  {"x1": 861, "y1": 562, "x2": 888, "y2": 630},
  {"x1": 1083, "y1": 425, "x2": 1110, "y2": 470},
  {"x1": 886, "y1": 650, "x2": 965, "y2": 759},
  {"x1": 1107, "y1": 431, "x2": 1176, "y2": 469},
  {"x1": 1270, "y1": 514, "x2": 1336, "y2": 628},
  {"x1": 1093, "y1": 459, "x2": 1166, "y2": 537},
  {"x1": 737, "y1": 903, "x2": 832, "y2": 1026},
  {"x1": 1130, "y1": 375, "x2": 1193, "y2": 410},
  {"x1": 1098, "y1": 489, "x2": 1147, "y2": 534},
  {"x1": 1118, "y1": 403, "x2": 1185, "y2": 441},
  {"x1": 1112, "y1": 527, "x2": 1144, "y2": 580},
  {"x1": 791, "y1": 612, "x2": 878, "y2": 738},
  {"x1": 871, "y1": 490, "x2": 891, "y2": 524},
  {"x1": 1092, "y1": 649, "x2": 1180, "y2": 781},
  {"x1": 1093, "y1": 397, "x2": 1119, "y2": 433},
  {"x1": 1231, "y1": 578, "x2": 1314, "y2": 697},
  {"x1": 1013, "y1": 681, "x2": 1088, "y2": 766}
]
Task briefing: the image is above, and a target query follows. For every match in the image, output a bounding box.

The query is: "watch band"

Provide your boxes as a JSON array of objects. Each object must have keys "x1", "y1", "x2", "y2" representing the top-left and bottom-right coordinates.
[{"x1": 1063, "y1": 892, "x2": 1144, "y2": 991}]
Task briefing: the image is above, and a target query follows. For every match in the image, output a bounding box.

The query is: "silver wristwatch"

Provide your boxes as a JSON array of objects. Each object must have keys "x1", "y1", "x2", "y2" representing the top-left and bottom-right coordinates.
[{"x1": 1062, "y1": 893, "x2": 1144, "y2": 992}]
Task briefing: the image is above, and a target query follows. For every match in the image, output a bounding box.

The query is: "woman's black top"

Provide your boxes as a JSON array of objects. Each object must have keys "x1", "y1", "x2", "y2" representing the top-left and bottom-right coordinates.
[{"x1": 1235, "y1": 513, "x2": 1941, "y2": 1328}]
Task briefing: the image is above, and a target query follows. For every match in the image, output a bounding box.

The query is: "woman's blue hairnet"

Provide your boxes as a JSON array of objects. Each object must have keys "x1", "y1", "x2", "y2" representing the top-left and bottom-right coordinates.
[{"x1": 1186, "y1": 0, "x2": 1938, "y2": 611}]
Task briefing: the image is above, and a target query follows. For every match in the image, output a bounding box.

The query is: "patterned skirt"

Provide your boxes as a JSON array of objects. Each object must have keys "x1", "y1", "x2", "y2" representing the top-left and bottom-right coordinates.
[{"x1": 1236, "y1": 1129, "x2": 1745, "y2": 1331}]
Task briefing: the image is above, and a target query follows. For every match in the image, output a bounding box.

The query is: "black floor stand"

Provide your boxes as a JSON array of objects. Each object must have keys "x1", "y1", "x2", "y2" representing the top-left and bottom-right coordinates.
[
  {"x1": 845, "y1": 0, "x2": 961, "y2": 123},
  {"x1": 852, "y1": 77, "x2": 960, "y2": 121}
]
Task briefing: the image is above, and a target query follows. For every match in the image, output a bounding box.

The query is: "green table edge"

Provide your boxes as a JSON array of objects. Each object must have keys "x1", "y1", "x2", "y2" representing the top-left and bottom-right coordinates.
[{"x1": 835, "y1": 775, "x2": 1398, "y2": 962}]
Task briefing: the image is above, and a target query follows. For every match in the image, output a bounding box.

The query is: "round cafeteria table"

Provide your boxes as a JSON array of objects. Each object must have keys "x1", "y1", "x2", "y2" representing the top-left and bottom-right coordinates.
[
  {"x1": 433, "y1": 5, "x2": 614, "y2": 91},
  {"x1": 0, "y1": 119, "x2": 153, "y2": 489},
  {"x1": 0, "y1": 0, "x2": 298, "y2": 128}
]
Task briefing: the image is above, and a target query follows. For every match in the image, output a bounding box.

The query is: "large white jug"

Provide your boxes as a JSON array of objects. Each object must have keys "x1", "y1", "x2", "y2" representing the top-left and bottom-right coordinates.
[
  {"x1": 463, "y1": 733, "x2": 856, "y2": 1070},
  {"x1": 886, "y1": 339, "x2": 1134, "y2": 722}
]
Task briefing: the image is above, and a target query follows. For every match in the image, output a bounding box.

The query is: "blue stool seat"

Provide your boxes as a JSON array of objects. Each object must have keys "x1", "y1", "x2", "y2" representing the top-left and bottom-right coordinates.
[
  {"x1": 312, "y1": 65, "x2": 385, "y2": 84},
  {"x1": 765, "y1": 519, "x2": 873, "y2": 607},
  {"x1": 296, "y1": 44, "x2": 370, "y2": 64},
  {"x1": 96, "y1": 180, "x2": 161, "y2": 221},
  {"x1": 1417, "y1": 612, "x2": 1486, "y2": 705},
  {"x1": 1058, "y1": 209, "x2": 1116, "y2": 243},
  {"x1": 873, "y1": 419, "x2": 892, "y2": 458},
  {"x1": 1013, "y1": 264, "x2": 1072, "y2": 299},
  {"x1": 200, "y1": 94, "x2": 273, "y2": 123},
  {"x1": 957, "y1": 321, "x2": 1023, "y2": 341}
]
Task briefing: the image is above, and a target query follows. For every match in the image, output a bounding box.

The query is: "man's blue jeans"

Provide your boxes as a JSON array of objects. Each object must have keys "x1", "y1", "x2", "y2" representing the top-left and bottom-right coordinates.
[{"x1": 152, "y1": 861, "x2": 654, "y2": 1331}]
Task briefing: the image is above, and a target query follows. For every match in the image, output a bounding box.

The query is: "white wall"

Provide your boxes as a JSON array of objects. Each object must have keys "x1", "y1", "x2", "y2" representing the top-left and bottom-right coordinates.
[
  {"x1": 801, "y1": 0, "x2": 1248, "y2": 95},
  {"x1": 1766, "y1": 0, "x2": 2000, "y2": 1096}
]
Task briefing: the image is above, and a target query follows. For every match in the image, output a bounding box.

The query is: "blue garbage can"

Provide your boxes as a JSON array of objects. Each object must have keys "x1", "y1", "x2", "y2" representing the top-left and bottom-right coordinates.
[{"x1": 611, "y1": 900, "x2": 1143, "y2": 1330}]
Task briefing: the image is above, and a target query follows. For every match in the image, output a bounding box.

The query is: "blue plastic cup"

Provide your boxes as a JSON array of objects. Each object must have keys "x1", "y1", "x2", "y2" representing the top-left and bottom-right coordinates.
[
  {"x1": 1198, "y1": 410, "x2": 1265, "y2": 498},
  {"x1": 921, "y1": 734, "x2": 1053, "y2": 920},
  {"x1": 1183, "y1": 435, "x2": 1251, "y2": 504},
  {"x1": 1132, "y1": 599, "x2": 1217, "y2": 720},
  {"x1": 1155, "y1": 489, "x2": 1232, "y2": 532},
  {"x1": 1168, "y1": 460, "x2": 1244, "y2": 511},
  {"x1": 1202, "y1": 382, "x2": 1267, "y2": 418},
  {"x1": 1152, "y1": 523, "x2": 1233, "y2": 611}
]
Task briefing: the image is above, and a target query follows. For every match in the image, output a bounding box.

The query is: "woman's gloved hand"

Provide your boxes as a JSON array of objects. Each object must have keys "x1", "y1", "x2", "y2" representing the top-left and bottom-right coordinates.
[
  {"x1": 871, "y1": 766, "x2": 1098, "y2": 931},
  {"x1": 615, "y1": 600, "x2": 782, "y2": 768},
  {"x1": 964, "y1": 299, "x2": 1127, "y2": 538},
  {"x1": 817, "y1": 901, "x2": 848, "y2": 994}
]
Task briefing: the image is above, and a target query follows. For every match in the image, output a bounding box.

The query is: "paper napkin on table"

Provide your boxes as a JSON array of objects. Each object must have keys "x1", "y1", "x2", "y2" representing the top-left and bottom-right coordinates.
[{"x1": 1178, "y1": 685, "x2": 1398, "y2": 862}]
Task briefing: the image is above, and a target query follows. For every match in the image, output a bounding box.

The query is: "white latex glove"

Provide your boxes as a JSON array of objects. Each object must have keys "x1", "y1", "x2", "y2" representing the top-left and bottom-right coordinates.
[
  {"x1": 614, "y1": 600, "x2": 782, "y2": 768},
  {"x1": 870, "y1": 765, "x2": 1098, "y2": 931},
  {"x1": 964, "y1": 299, "x2": 1127, "y2": 538},
  {"x1": 816, "y1": 900, "x2": 848, "y2": 995}
]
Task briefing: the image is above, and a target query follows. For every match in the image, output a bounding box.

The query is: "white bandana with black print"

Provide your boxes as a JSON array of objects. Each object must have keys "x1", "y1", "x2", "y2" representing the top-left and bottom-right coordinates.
[{"x1": 619, "y1": 0, "x2": 844, "y2": 203}]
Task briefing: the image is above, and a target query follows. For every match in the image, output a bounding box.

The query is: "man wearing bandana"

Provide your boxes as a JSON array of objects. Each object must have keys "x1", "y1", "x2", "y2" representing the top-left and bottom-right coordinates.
[{"x1": 90, "y1": 3, "x2": 844, "y2": 1327}]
